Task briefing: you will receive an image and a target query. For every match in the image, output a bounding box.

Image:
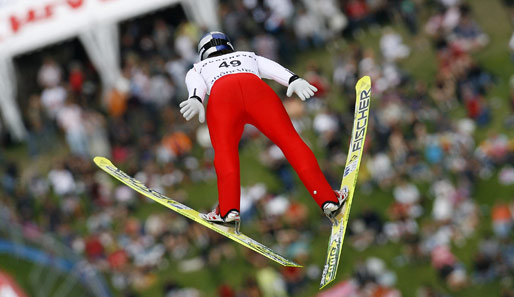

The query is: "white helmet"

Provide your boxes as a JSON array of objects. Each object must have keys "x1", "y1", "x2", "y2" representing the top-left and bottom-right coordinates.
[{"x1": 197, "y1": 31, "x2": 234, "y2": 61}]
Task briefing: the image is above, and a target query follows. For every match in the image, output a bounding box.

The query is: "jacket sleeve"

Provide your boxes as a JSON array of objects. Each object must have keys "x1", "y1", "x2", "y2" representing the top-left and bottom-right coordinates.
[
  {"x1": 256, "y1": 55, "x2": 297, "y2": 87},
  {"x1": 185, "y1": 68, "x2": 208, "y2": 102}
]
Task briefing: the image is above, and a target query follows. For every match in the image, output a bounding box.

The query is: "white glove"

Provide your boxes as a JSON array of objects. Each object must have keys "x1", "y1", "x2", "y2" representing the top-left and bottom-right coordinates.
[
  {"x1": 286, "y1": 78, "x2": 318, "y2": 101},
  {"x1": 179, "y1": 98, "x2": 205, "y2": 123}
]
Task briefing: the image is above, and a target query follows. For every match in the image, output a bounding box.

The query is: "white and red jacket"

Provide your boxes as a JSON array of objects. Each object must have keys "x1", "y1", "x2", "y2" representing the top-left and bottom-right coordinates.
[{"x1": 185, "y1": 51, "x2": 296, "y2": 101}]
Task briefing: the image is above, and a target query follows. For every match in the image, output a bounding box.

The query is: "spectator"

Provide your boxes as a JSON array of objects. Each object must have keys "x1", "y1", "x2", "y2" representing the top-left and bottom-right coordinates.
[
  {"x1": 491, "y1": 203, "x2": 513, "y2": 239},
  {"x1": 449, "y1": 5, "x2": 489, "y2": 52},
  {"x1": 37, "y1": 56, "x2": 62, "y2": 88},
  {"x1": 400, "y1": 0, "x2": 419, "y2": 35},
  {"x1": 40, "y1": 83, "x2": 67, "y2": 120},
  {"x1": 344, "y1": 0, "x2": 370, "y2": 38},
  {"x1": 431, "y1": 245, "x2": 468, "y2": 289},
  {"x1": 47, "y1": 161, "x2": 76, "y2": 197},
  {"x1": 1, "y1": 162, "x2": 18, "y2": 195},
  {"x1": 68, "y1": 62, "x2": 85, "y2": 95},
  {"x1": 56, "y1": 99, "x2": 89, "y2": 156},
  {"x1": 26, "y1": 94, "x2": 55, "y2": 157},
  {"x1": 392, "y1": 177, "x2": 422, "y2": 218},
  {"x1": 293, "y1": 6, "x2": 324, "y2": 51},
  {"x1": 380, "y1": 27, "x2": 410, "y2": 62}
]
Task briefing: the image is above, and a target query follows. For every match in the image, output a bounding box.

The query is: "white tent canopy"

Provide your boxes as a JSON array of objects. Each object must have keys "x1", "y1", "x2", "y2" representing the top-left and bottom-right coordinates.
[
  {"x1": 0, "y1": 0, "x2": 219, "y2": 141},
  {"x1": 79, "y1": 22, "x2": 121, "y2": 95}
]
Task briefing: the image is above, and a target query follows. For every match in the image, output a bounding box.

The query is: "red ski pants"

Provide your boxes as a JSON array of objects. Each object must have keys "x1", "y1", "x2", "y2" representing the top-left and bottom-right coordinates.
[{"x1": 207, "y1": 73, "x2": 338, "y2": 217}]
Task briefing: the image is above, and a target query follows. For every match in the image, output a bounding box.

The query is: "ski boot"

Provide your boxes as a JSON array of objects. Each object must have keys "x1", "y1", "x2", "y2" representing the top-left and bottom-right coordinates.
[
  {"x1": 200, "y1": 205, "x2": 241, "y2": 234},
  {"x1": 322, "y1": 187, "x2": 349, "y2": 223}
]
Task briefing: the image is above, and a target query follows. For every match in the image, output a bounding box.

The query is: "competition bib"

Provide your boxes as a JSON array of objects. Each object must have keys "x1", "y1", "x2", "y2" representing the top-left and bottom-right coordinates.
[{"x1": 194, "y1": 51, "x2": 261, "y2": 92}]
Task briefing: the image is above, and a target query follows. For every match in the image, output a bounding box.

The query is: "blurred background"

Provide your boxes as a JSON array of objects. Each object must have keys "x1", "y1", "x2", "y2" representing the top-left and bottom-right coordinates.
[{"x1": 0, "y1": 0, "x2": 513, "y2": 296}]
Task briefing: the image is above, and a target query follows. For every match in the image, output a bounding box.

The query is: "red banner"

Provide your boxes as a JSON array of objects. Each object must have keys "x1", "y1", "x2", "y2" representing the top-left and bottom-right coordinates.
[{"x1": 7, "y1": 0, "x2": 85, "y2": 34}]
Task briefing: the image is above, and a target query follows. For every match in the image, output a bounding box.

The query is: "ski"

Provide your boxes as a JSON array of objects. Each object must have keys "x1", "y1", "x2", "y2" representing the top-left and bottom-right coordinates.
[
  {"x1": 93, "y1": 156, "x2": 301, "y2": 268},
  {"x1": 320, "y1": 76, "x2": 371, "y2": 289}
]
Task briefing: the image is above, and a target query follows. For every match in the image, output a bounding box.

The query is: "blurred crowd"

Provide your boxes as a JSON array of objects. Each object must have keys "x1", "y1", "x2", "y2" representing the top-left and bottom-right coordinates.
[{"x1": 1, "y1": 0, "x2": 514, "y2": 297}]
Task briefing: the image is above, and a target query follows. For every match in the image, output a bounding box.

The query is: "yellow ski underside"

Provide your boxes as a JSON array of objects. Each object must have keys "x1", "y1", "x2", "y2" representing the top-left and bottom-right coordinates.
[
  {"x1": 320, "y1": 76, "x2": 371, "y2": 289},
  {"x1": 94, "y1": 157, "x2": 301, "y2": 267}
]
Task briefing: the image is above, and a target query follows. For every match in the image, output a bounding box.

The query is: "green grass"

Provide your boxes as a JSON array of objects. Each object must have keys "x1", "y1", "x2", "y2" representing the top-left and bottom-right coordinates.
[{"x1": 0, "y1": 256, "x2": 36, "y2": 295}]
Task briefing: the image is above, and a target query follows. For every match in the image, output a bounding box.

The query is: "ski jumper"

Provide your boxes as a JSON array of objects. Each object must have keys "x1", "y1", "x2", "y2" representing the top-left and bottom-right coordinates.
[{"x1": 185, "y1": 51, "x2": 339, "y2": 218}]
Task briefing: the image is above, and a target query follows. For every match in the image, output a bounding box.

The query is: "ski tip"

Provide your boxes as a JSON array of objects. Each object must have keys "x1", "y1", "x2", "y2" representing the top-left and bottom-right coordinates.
[
  {"x1": 356, "y1": 75, "x2": 371, "y2": 91},
  {"x1": 93, "y1": 156, "x2": 113, "y2": 167},
  {"x1": 319, "y1": 283, "x2": 328, "y2": 290}
]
